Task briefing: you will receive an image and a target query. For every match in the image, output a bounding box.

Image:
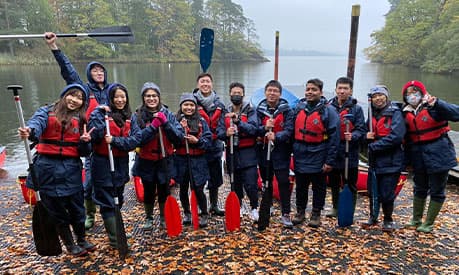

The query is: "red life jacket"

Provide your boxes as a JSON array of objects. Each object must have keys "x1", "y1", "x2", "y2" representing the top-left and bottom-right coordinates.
[
  {"x1": 198, "y1": 106, "x2": 222, "y2": 140},
  {"x1": 224, "y1": 113, "x2": 256, "y2": 148},
  {"x1": 404, "y1": 109, "x2": 449, "y2": 143},
  {"x1": 339, "y1": 109, "x2": 355, "y2": 140},
  {"x1": 175, "y1": 122, "x2": 205, "y2": 156},
  {"x1": 37, "y1": 111, "x2": 81, "y2": 157},
  {"x1": 294, "y1": 109, "x2": 327, "y2": 143},
  {"x1": 85, "y1": 93, "x2": 98, "y2": 120},
  {"x1": 138, "y1": 124, "x2": 174, "y2": 160},
  {"x1": 93, "y1": 118, "x2": 131, "y2": 157},
  {"x1": 372, "y1": 116, "x2": 392, "y2": 139},
  {"x1": 261, "y1": 112, "x2": 285, "y2": 144}
]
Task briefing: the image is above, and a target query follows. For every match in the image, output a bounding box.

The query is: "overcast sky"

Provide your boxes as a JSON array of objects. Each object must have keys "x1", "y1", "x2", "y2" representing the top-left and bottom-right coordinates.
[{"x1": 232, "y1": 0, "x2": 390, "y2": 55}]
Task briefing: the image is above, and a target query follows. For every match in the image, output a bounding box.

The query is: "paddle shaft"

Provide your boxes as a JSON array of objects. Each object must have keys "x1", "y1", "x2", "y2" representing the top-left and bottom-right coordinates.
[
  {"x1": 346, "y1": 5, "x2": 360, "y2": 80},
  {"x1": 229, "y1": 120, "x2": 235, "y2": 189},
  {"x1": 344, "y1": 119, "x2": 350, "y2": 181},
  {"x1": 0, "y1": 32, "x2": 131, "y2": 39}
]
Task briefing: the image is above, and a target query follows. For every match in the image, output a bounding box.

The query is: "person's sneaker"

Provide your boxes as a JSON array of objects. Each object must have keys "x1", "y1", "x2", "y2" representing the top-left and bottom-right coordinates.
[
  {"x1": 199, "y1": 214, "x2": 208, "y2": 228},
  {"x1": 250, "y1": 209, "x2": 259, "y2": 222},
  {"x1": 183, "y1": 213, "x2": 191, "y2": 226},
  {"x1": 325, "y1": 208, "x2": 338, "y2": 218},
  {"x1": 382, "y1": 221, "x2": 397, "y2": 232},
  {"x1": 292, "y1": 212, "x2": 305, "y2": 225},
  {"x1": 308, "y1": 210, "x2": 321, "y2": 228},
  {"x1": 142, "y1": 217, "x2": 153, "y2": 230},
  {"x1": 361, "y1": 217, "x2": 378, "y2": 229},
  {"x1": 270, "y1": 206, "x2": 275, "y2": 216},
  {"x1": 281, "y1": 214, "x2": 293, "y2": 228}
]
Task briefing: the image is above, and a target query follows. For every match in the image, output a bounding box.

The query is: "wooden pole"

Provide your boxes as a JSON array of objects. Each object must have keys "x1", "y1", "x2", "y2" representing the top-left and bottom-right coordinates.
[
  {"x1": 347, "y1": 5, "x2": 360, "y2": 80},
  {"x1": 274, "y1": 31, "x2": 279, "y2": 80}
]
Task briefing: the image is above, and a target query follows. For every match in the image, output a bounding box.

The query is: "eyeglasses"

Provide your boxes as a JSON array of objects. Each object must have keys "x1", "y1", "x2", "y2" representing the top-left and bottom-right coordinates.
[{"x1": 144, "y1": 94, "x2": 158, "y2": 98}]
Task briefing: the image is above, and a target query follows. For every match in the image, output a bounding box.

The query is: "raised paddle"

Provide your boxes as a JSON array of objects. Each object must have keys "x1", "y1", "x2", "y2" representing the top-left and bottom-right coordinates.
[
  {"x1": 258, "y1": 119, "x2": 274, "y2": 232},
  {"x1": 185, "y1": 137, "x2": 199, "y2": 230},
  {"x1": 225, "y1": 119, "x2": 241, "y2": 232},
  {"x1": 105, "y1": 115, "x2": 128, "y2": 260},
  {"x1": 0, "y1": 26, "x2": 134, "y2": 43},
  {"x1": 346, "y1": 5, "x2": 360, "y2": 80},
  {"x1": 8, "y1": 85, "x2": 62, "y2": 256},
  {"x1": 158, "y1": 125, "x2": 182, "y2": 237},
  {"x1": 199, "y1": 28, "x2": 214, "y2": 72},
  {"x1": 338, "y1": 114, "x2": 355, "y2": 227}
]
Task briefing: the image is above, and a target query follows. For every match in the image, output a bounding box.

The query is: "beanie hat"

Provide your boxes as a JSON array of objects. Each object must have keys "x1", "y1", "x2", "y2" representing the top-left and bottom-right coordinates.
[
  {"x1": 179, "y1": 93, "x2": 197, "y2": 106},
  {"x1": 402, "y1": 80, "x2": 427, "y2": 96},
  {"x1": 141, "y1": 82, "x2": 160, "y2": 97},
  {"x1": 369, "y1": 85, "x2": 390, "y2": 98},
  {"x1": 60, "y1": 83, "x2": 88, "y2": 102}
]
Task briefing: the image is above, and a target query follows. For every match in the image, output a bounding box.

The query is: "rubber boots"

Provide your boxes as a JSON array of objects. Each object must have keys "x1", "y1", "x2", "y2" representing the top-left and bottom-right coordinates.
[
  {"x1": 159, "y1": 201, "x2": 166, "y2": 229},
  {"x1": 57, "y1": 225, "x2": 87, "y2": 257},
  {"x1": 417, "y1": 200, "x2": 443, "y2": 233},
  {"x1": 74, "y1": 223, "x2": 96, "y2": 252},
  {"x1": 326, "y1": 186, "x2": 340, "y2": 218},
  {"x1": 308, "y1": 208, "x2": 321, "y2": 228},
  {"x1": 143, "y1": 203, "x2": 154, "y2": 230},
  {"x1": 103, "y1": 216, "x2": 118, "y2": 247},
  {"x1": 382, "y1": 202, "x2": 396, "y2": 232},
  {"x1": 209, "y1": 188, "x2": 225, "y2": 216},
  {"x1": 84, "y1": 199, "x2": 96, "y2": 229},
  {"x1": 405, "y1": 196, "x2": 426, "y2": 229}
]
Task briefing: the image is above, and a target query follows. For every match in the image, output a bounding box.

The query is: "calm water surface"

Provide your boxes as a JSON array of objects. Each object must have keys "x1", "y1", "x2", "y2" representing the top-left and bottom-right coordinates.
[{"x1": 1, "y1": 56, "x2": 459, "y2": 176}]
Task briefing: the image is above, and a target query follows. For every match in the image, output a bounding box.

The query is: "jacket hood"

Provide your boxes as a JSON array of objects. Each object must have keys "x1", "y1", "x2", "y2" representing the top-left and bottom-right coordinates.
[
  {"x1": 85, "y1": 61, "x2": 107, "y2": 86},
  {"x1": 60, "y1": 83, "x2": 88, "y2": 103}
]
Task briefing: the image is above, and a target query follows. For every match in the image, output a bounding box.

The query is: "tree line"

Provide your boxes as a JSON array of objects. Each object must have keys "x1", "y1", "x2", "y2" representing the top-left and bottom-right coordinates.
[
  {"x1": 365, "y1": 0, "x2": 459, "y2": 74},
  {"x1": 0, "y1": 0, "x2": 265, "y2": 63}
]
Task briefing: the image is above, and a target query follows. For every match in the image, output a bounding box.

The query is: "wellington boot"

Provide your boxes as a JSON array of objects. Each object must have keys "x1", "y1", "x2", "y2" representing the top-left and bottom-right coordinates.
[
  {"x1": 159, "y1": 202, "x2": 166, "y2": 229},
  {"x1": 308, "y1": 209, "x2": 321, "y2": 228},
  {"x1": 209, "y1": 188, "x2": 225, "y2": 216},
  {"x1": 405, "y1": 196, "x2": 426, "y2": 229},
  {"x1": 57, "y1": 225, "x2": 87, "y2": 257},
  {"x1": 143, "y1": 203, "x2": 154, "y2": 230},
  {"x1": 103, "y1": 216, "x2": 118, "y2": 247},
  {"x1": 84, "y1": 199, "x2": 96, "y2": 230},
  {"x1": 417, "y1": 200, "x2": 443, "y2": 233},
  {"x1": 74, "y1": 223, "x2": 96, "y2": 252}
]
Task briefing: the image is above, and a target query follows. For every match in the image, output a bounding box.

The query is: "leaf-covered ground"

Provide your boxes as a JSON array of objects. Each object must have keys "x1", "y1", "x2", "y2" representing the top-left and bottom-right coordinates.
[{"x1": 0, "y1": 174, "x2": 458, "y2": 274}]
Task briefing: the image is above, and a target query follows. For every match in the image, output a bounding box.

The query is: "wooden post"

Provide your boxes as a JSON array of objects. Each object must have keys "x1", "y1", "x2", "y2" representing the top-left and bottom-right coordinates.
[
  {"x1": 274, "y1": 31, "x2": 279, "y2": 80},
  {"x1": 347, "y1": 5, "x2": 360, "y2": 80}
]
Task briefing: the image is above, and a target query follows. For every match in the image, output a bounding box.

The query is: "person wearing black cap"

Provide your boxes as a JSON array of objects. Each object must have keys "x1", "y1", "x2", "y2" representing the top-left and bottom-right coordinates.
[
  {"x1": 192, "y1": 73, "x2": 226, "y2": 216},
  {"x1": 362, "y1": 85, "x2": 406, "y2": 232},
  {"x1": 130, "y1": 82, "x2": 184, "y2": 230},
  {"x1": 45, "y1": 32, "x2": 112, "y2": 230},
  {"x1": 175, "y1": 93, "x2": 212, "y2": 227},
  {"x1": 401, "y1": 80, "x2": 459, "y2": 233},
  {"x1": 18, "y1": 84, "x2": 96, "y2": 256}
]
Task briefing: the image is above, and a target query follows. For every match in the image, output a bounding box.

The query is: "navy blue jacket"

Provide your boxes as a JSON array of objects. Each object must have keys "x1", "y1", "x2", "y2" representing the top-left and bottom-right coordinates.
[{"x1": 293, "y1": 97, "x2": 340, "y2": 173}]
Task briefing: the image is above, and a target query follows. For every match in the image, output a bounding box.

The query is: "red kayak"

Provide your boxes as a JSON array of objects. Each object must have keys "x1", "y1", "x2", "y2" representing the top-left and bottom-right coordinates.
[{"x1": 0, "y1": 146, "x2": 6, "y2": 168}]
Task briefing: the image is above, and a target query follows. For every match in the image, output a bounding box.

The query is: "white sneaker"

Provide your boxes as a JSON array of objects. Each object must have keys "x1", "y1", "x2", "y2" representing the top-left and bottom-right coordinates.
[
  {"x1": 250, "y1": 209, "x2": 259, "y2": 222},
  {"x1": 270, "y1": 206, "x2": 275, "y2": 216}
]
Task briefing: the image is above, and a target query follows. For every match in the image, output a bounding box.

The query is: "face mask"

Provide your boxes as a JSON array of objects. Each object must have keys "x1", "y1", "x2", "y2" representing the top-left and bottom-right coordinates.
[
  {"x1": 406, "y1": 91, "x2": 422, "y2": 106},
  {"x1": 230, "y1": 95, "x2": 243, "y2": 105}
]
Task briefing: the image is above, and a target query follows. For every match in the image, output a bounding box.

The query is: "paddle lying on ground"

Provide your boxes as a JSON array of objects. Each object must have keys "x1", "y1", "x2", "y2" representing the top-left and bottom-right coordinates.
[
  {"x1": 338, "y1": 114, "x2": 355, "y2": 227},
  {"x1": 225, "y1": 120, "x2": 241, "y2": 231},
  {"x1": 158, "y1": 126, "x2": 182, "y2": 237},
  {"x1": 8, "y1": 85, "x2": 62, "y2": 256},
  {"x1": 367, "y1": 95, "x2": 380, "y2": 222},
  {"x1": 0, "y1": 26, "x2": 134, "y2": 43},
  {"x1": 258, "y1": 125, "x2": 274, "y2": 232},
  {"x1": 199, "y1": 28, "x2": 214, "y2": 72},
  {"x1": 105, "y1": 115, "x2": 128, "y2": 260},
  {"x1": 185, "y1": 138, "x2": 199, "y2": 230}
]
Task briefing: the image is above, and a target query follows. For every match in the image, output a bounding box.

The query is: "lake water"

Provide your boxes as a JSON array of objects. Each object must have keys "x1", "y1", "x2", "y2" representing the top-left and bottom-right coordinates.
[{"x1": 1, "y1": 55, "x2": 459, "y2": 176}]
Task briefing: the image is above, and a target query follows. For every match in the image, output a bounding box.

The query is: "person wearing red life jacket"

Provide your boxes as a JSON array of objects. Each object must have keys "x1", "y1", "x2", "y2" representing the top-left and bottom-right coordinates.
[
  {"x1": 402, "y1": 80, "x2": 459, "y2": 233},
  {"x1": 291, "y1": 78, "x2": 340, "y2": 228},
  {"x1": 256, "y1": 80, "x2": 294, "y2": 228},
  {"x1": 18, "y1": 84, "x2": 95, "y2": 257},
  {"x1": 175, "y1": 94, "x2": 212, "y2": 227},
  {"x1": 192, "y1": 73, "x2": 226, "y2": 216},
  {"x1": 362, "y1": 85, "x2": 406, "y2": 232},
  {"x1": 45, "y1": 33, "x2": 112, "y2": 230},
  {"x1": 89, "y1": 83, "x2": 147, "y2": 246},
  {"x1": 217, "y1": 82, "x2": 260, "y2": 222},
  {"x1": 326, "y1": 77, "x2": 366, "y2": 219},
  {"x1": 130, "y1": 82, "x2": 184, "y2": 230}
]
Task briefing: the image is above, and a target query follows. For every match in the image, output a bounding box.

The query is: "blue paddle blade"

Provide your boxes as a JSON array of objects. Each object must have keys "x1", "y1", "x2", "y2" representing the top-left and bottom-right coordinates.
[
  {"x1": 337, "y1": 184, "x2": 354, "y2": 227},
  {"x1": 200, "y1": 28, "x2": 214, "y2": 72}
]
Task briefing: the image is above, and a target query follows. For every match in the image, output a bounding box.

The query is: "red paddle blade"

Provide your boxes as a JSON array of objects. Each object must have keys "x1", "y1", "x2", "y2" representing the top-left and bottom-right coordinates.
[
  {"x1": 133, "y1": 176, "x2": 144, "y2": 202},
  {"x1": 225, "y1": 191, "x2": 240, "y2": 232},
  {"x1": 165, "y1": 195, "x2": 182, "y2": 237},
  {"x1": 190, "y1": 191, "x2": 199, "y2": 230}
]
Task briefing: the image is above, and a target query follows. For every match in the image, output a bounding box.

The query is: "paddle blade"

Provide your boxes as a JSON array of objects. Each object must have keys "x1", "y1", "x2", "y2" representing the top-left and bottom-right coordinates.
[
  {"x1": 32, "y1": 202, "x2": 62, "y2": 256},
  {"x1": 225, "y1": 191, "x2": 240, "y2": 232},
  {"x1": 88, "y1": 26, "x2": 134, "y2": 43},
  {"x1": 114, "y1": 202, "x2": 129, "y2": 260},
  {"x1": 258, "y1": 184, "x2": 272, "y2": 232},
  {"x1": 199, "y1": 28, "x2": 214, "y2": 72},
  {"x1": 165, "y1": 195, "x2": 182, "y2": 237},
  {"x1": 190, "y1": 191, "x2": 199, "y2": 230},
  {"x1": 368, "y1": 167, "x2": 380, "y2": 219},
  {"x1": 337, "y1": 185, "x2": 354, "y2": 227}
]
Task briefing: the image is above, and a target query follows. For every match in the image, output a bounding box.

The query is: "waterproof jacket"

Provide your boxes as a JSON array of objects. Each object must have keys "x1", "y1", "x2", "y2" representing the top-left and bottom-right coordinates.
[
  {"x1": 293, "y1": 97, "x2": 340, "y2": 173},
  {"x1": 256, "y1": 98, "x2": 293, "y2": 170},
  {"x1": 366, "y1": 103, "x2": 406, "y2": 174},
  {"x1": 328, "y1": 96, "x2": 366, "y2": 169},
  {"x1": 217, "y1": 101, "x2": 259, "y2": 170},
  {"x1": 192, "y1": 90, "x2": 225, "y2": 161},
  {"x1": 403, "y1": 99, "x2": 459, "y2": 173},
  {"x1": 25, "y1": 105, "x2": 91, "y2": 196},
  {"x1": 130, "y1": 106, "x2": 184, "y2": 183}
]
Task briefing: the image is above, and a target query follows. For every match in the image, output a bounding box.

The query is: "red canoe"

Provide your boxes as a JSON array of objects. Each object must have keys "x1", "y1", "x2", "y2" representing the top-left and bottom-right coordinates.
[{"x1": 0, "y1": 146, "x2": 6, "y2": 168}]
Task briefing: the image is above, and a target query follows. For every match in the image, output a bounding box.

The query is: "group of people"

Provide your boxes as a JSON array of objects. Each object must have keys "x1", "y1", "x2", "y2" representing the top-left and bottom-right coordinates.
[{"x1": 17, "y1": 33, "x2": 459, "y2": 257}]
